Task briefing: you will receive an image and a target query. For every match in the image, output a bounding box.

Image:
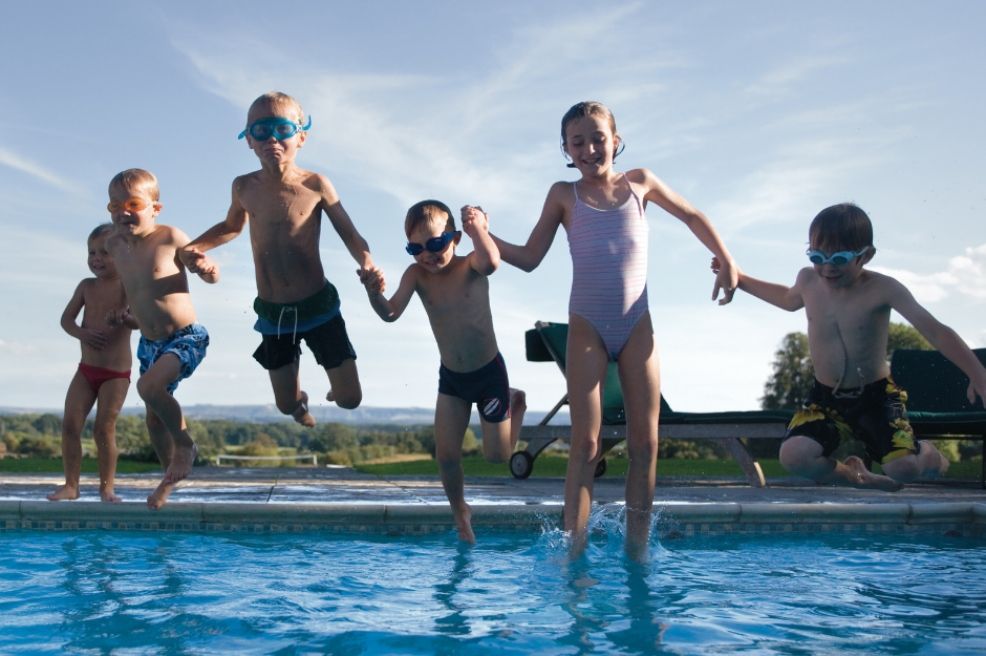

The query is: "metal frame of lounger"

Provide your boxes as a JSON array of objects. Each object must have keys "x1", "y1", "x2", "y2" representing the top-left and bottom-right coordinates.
[{"x1": 513, "y1": 321, "x2": 793, "y2": 487}]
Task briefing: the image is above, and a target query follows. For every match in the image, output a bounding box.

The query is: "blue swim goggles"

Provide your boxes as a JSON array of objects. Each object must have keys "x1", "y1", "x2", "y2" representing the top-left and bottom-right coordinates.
[
  {"x1": 806, "y1": 246, "x2": 870, "y2": 266},
  {"x1": 238, "y1": 116, "x2": 312, "y2": 141},
  {"x1": 406, "y1": 231, "x2": 459, "y2": 256}
]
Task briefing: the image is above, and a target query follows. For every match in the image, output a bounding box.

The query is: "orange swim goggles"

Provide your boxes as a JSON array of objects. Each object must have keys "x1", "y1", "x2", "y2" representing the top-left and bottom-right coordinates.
[{"x1": 107, "y1": 197, "x2": 157, "y2": 213}]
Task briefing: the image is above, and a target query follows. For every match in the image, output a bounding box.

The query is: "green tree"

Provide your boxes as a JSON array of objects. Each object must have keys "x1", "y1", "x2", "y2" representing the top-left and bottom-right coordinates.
[
  {"x1": 887, "y1": 322, "x2": 932, "y2": 358},
  {"x1": 761, "y1": 332, "x2": 813, "y2": 410}
]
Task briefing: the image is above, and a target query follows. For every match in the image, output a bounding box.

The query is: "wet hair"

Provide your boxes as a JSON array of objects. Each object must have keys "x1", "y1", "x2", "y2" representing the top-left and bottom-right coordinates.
[
  {"x1": 560, "y1": 101, "x2": 625, "y2": 167},
  {"x1": 808, "y1": 203, "x2": 874, "y2": 251},
  {"x1": 108, "y1": 168, "x2": 160, "y2": 201},
  {"x1": 247, "y1": 91, "x2": 306, "y2": 126},
  {"x1": 405, "y1": 200, "x2": 456, "y2": 236},
  {"x1": 87, "y1": 223, "x2": 114, "y2": 243}
]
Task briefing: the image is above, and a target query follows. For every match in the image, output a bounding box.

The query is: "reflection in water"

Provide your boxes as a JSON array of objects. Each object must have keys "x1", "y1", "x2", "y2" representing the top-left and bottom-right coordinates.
[
  {"x1": 614, "y1": 559, "x2": 668, "y2": 652},
  {"x1": 57, "y1": 534, "x2": 197, "y2": 654},
  {"x1": 555, "y1": 556, "x2": 596, "y2": 654},
  {"x1": 1, "y1": 529, "x2": 985, "y2": 654},
  {"x1": 433, "y1": 543, "x2": 473, "y2": 637}
]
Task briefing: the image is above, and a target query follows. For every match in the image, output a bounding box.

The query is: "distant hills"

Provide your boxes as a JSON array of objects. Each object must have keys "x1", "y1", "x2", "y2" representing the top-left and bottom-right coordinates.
[{"x1": 0, "y1": 404, "x2": 555, "y2": 426}]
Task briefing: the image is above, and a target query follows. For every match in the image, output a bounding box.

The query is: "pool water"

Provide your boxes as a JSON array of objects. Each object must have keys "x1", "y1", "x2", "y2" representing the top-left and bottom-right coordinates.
[{"x1": 1, "y1": 518, "x2": 984, "y2": 655}]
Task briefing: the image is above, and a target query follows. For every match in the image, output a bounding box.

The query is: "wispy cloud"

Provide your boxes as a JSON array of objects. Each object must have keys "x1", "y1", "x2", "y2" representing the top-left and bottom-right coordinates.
[
  {"x1": 0, "y1": 147, "x2": 84, "y2": 195},
  {"x1": 169, "y1": 2, "x2": 687, "y2": 225},
  {"x1": 872, "y1": 242, "x2": 986, "y2": 304},
  {"x1": 945, "y1": 243, "x2": 986, "y2": 300},
  {"x1": 743, "y1": 55, "x2": 849, "y2": 102}
]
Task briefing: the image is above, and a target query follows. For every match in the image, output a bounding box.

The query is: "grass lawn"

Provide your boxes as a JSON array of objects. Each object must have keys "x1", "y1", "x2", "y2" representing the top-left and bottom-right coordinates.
[
  {"x1": 4, "y1": 454, "x2": 980, "y2": 483},
  {"x1": 355, "y1": 453, "x2": 983, "y2": 482}
]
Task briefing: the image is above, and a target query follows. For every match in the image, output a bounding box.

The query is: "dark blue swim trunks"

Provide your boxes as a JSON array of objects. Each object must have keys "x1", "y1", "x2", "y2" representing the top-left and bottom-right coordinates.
[{"x1": 438, "y1": 352, "x2": 511, "y2": 423}]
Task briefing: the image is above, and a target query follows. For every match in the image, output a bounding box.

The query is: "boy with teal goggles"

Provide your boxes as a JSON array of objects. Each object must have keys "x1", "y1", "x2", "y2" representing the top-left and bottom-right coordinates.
[{"x1": 238, "y1": 116, "x2": 312, "y2": 141}]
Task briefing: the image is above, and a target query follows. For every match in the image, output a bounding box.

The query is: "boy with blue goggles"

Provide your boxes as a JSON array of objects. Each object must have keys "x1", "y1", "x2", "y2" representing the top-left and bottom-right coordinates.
[{"x1": 238, "y1": 116, "x2": 312, "y2": 141}]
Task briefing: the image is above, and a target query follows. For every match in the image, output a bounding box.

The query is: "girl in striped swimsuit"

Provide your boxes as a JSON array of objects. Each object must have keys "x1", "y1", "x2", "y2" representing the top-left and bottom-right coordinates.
[{"x1": 493, "y1": 101, "x2": 739, "y2": 558}]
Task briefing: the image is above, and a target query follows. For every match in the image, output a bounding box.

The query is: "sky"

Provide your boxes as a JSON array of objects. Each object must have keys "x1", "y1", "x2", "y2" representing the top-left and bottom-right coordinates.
[{"x1": 0, "y1": 1, "x2": 983, "y2": 418}]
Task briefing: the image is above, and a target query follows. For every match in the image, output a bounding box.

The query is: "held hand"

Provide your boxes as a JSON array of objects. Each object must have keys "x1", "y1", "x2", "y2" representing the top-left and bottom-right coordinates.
[
  {"x1": 181, "y1": 247, "x2": 210, "y2": 274},
  {"x1": 358, "y1": 267, "x2": 385, "y2": 294},
  {"x1": 178, "y1": 247, "x2": 199, "y2": 271},
  {"x1": 197, "y1": 256, "x2": 220, "y2": 281},
  {"x1": 106, "y1": 308, "x2": 128, "y2": 327},
  {"x1": 711, "y1": 256, "x2": 739, "y2": 305},
  {"x1": 460, "y1": 205, "x2": 488, "y2": 237}
]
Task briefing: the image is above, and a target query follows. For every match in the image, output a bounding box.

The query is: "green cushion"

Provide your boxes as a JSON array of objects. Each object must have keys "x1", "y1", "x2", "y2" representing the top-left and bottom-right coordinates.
[
  {"x1": 890, "y1": 348, "x2": 986, "y2": 414},
  {"x1": 527, "y1": 321, "x2": 792, "y2": 426}
]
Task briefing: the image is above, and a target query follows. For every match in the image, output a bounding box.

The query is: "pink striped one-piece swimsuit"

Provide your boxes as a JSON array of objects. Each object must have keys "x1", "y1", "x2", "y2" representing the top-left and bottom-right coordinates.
[{"x1": 567, "y1": 176, "x2": 649, "y2": 359}]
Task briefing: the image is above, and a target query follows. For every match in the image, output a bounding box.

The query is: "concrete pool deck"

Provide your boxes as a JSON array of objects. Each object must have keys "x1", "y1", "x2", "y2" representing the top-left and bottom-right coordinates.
[{"x1": 1, "y1": 466, "x2": 985, "y2": 537}]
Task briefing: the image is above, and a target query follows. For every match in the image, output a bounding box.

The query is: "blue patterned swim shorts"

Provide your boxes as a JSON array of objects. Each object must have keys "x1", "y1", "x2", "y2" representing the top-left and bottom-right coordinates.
[{"x1": 137, "y1": 323, "x2": 210, "y2": 393}]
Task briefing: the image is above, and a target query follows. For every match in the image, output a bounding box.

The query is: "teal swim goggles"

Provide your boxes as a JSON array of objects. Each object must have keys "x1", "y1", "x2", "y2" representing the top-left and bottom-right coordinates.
[
  {"x1": 238, "y1": 116, "x2": 312, "y2": 141},
  {"x1": 806, "y1": 246, "x2": 870, "y2": 266}
]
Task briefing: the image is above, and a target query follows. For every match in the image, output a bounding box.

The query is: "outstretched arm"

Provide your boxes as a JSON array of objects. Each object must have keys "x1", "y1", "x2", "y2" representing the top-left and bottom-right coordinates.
[
  {"x1": 891, "y1": 282, "x2": 986, "y2": 406},
  {"x1": 489, "y1": 182, "x2": 566, "y2": 272},
  {"x1": 638, "y1": 169, "x2": 738, "y2": 304},
  {"x1": 360, "y1": 266, "x2": 416, "y2": 322},
  {"x1": 180, "y1": 178, "x2": 247, "y2": 275},
  {"x1": 320, "y1": 175, "x2": 375, "y2": 275},
  {"x1": 713, "y1": 257, "x2": 806, "y2": 312},
  {"x1": 461, "y1": 205, "x2": 499, "y2": 275}
]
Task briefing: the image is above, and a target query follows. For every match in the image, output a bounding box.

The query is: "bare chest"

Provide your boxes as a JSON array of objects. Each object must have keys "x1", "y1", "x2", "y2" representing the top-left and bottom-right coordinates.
[{"x1": 243, "y1": 185, "x2": 322, "y2": 235}]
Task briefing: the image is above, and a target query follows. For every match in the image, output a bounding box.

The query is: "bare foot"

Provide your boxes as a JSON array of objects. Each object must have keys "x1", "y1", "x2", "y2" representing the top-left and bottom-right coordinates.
[
  {"x1": 100, "y1": 490, "x2": 122, "y2": 503},
  {"x1": 147, "y1": 478, "x2": 176, "y2": 510},
  {"x1": 148, "y1": 443, "x2": 196, "y2": 510},
  {"x1": 47, "y1": 485, "x2": 80, "y2": 501},
  {"x1": 453, "y1": 503, "x2": 476, "y2": 544},
  {"x1": 844, "y1": 456, "x2": 902, "y2": 492},
  {"x1": 292, "y1": 392, "x2": 316, "y2": 428},
  {"x1": 164, "y1": 443, "x2": 197, "y2": 484}
]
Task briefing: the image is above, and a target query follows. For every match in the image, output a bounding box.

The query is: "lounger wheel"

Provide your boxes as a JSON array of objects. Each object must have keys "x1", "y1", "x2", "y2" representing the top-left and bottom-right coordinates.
[
  {"x1": 594, "y1": 458, "x2": 607, "y2": 478},
  {"x1": 510, "y1": 451, "x2": 534, "y2": 479}
]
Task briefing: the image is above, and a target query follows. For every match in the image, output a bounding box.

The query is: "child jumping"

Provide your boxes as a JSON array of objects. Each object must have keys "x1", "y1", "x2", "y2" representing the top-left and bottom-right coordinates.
[
  {"x1": 49, "y1": 224, "x2": 135, "y2": 503},
  {"x1": 105, "y1": 168, "x2": 219, "y2": 509},
  {"x1": 181, "y1": 91, "x2": 377, "y2": 427},
  {"x1": 716, "y1": 202, "x2": 986, "y2": 490},
  {"x1": 360, "y1": 200, "x2": 526, "y2": 543},
  {"x1": 491, "y1": 101, "x2": 738, "y2": 558}
]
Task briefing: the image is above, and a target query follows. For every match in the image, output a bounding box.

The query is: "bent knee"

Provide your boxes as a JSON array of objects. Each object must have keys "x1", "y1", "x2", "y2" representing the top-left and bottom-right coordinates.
[
  {"x1": 778, "y1": 435, "x2": 822, "y2": 469},
  {"x1": 881, "y1": 457, "x2": 920, "y2": 482},
  {"x1": 136, "y1": 377, "x2": 167, "y2": 402},
  {"x1": 332, "y1": 389, "x2": 362, "y2": 410},
  {"x1": 569, "y1": 435, "x2": 602, "y2": 462}
]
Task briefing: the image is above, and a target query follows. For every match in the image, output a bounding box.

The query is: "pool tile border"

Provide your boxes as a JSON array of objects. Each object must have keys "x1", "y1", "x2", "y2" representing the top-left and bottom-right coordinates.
[{"x1": 0, "y1": 501, "x2": 984, "y2": 538}]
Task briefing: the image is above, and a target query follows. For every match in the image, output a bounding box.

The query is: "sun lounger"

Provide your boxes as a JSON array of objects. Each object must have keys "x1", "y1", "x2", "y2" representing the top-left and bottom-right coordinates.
[
  {"x1": 889, "y1": 348, "x2": 986, "y2": 488},
  {"x1": 514, "y1": 321, "x2": 793, "y2": 487}
]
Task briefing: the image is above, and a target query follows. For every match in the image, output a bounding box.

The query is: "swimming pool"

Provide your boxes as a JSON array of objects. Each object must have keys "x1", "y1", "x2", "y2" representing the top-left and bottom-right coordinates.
[{"x1": 2, "y1": 515, "x2": 984, "y2": 655}]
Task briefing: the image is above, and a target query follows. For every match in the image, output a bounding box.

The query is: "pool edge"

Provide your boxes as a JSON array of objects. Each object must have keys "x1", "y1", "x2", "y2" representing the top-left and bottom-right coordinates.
[{"x1": 2, "y1": 500, "x2": 984, "y2": 537}]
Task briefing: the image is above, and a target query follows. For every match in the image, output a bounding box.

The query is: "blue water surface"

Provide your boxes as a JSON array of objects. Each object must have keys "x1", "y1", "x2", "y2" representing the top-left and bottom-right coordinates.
[{"x1": 1, "y1": 515, "x2": 984, "y2": 655}]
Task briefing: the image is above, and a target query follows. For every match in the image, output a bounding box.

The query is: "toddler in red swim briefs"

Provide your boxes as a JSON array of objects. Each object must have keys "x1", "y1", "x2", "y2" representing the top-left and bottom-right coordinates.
[{"x1": 49, "y1": 224, "x2": 137, "y2": 503}]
